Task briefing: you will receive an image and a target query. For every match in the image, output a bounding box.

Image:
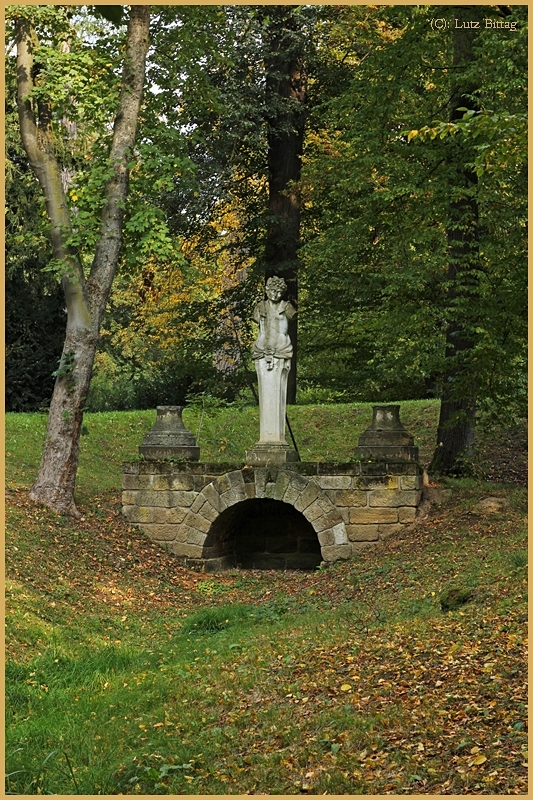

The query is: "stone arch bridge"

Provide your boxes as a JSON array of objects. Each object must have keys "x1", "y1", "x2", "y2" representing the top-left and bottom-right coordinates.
[{"x1": 123, "y1": 461, "x2": 422, "y2": 572}]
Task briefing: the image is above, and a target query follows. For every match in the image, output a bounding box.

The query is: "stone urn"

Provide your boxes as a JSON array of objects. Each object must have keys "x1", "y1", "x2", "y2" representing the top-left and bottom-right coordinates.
[
  {"x1": 139, "y1": 406, "x2": 200, "y2": 461},
  {"x1": 355, "y1": 404, "x2": 418, "y2": 462}
]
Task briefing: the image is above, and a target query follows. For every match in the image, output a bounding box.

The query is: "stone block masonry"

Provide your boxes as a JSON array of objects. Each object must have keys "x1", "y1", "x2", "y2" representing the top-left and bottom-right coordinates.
[{"x1": 122, "y1": 460, "x2": 423, "y2": 571}]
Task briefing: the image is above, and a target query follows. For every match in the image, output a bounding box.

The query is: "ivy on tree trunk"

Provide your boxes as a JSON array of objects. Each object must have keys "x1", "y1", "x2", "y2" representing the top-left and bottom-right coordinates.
[{"x1": 14, "y1": 6, "x2": 150, "y2": 516}]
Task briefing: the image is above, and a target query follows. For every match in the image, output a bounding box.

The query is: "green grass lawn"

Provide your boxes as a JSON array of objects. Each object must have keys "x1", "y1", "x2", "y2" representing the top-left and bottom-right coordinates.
[{"x1": 5, "y1": 404, "x2": 527, "y2": 794}]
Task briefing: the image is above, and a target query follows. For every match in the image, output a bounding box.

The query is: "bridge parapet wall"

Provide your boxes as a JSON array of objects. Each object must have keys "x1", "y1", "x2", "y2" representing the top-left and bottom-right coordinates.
[{"x1": 122, "y1": 461, "x2": 423, "y2": 571}]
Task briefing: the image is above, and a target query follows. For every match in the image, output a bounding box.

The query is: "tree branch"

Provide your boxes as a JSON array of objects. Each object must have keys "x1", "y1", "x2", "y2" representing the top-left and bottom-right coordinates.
[{"x1": 15, "y1": 14, "x2": 90, "y2": 329}]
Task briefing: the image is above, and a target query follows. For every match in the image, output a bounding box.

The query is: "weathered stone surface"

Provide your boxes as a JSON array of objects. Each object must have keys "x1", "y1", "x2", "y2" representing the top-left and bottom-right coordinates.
[
  {"x1": 121, "y1": 490, "x2": 137, "y2": 506},
  {"x1": 176, "y1": 524, "x2": 194, "y2": 543},
  {"x1": 390, "y1": 462, "x2": 419, "y2": 475},
  {"x1": 245, "y1": 483, "x2": 255, "y2": 499},
  {"x1": 122, "y1": 504, "x2": 141, "y2": 522},
  {"x1": 265, "y1": 482, "x2": 276, "y2": 499},
  {"x1": 314, "y1": 509, "x2": 343, "y2": 533},
  {"x1": 305, "y1": 500, "x2": 325, "y2": 523},
  {"x1": 349, "y1": 507, "x2": 398, "y2": 524},
  {"x1": 139, "y1": 406, "x2": 200, "y2": 461},
  {"x1": 193, "y1": 475, "x2": 211, "y2": 491},
  {"x1": 202, "y1": 483, "x2": 221, "y2": 511},
  {"x1": 317, "y1": 493, "x2": 334, "y2": 513},
  {"x1": 184, "y1": 512, "x2": 211, "y2": 534},
  {"x1": 359, "y1": 461, "x2": 388, "y2": 476},
  {"x1": 241, "y1": 466, "x2": 255, "y2": 483},
  {"x1": 290, "y1": 462, "x2": 322, "y2": 476},
  {"x1": 317, "y1": 462, "x2": 360, "y2": 475},
  {"x1": 248, "y1": 277, "x2": 295, "y2": 458},
  {"x1": 368, "y1": 489, "x2": 421, "y2": 508},
  {"x1": 221, "y1": 489, "x2": 240, "y2": 507},
  {"x1": 123, "y1": 473, "x2": 152, "y2": 490},
  {"x1": 142, "y1": 523, "x2": 178, "y2": 541},
  {"x1": 137, "y1": 460, "x2": 173, "y2": 474},
  {"x1": 166, "y1": 541, "x2": 204, "y2": 558},
  {"x1": 331, "y1": 522, "x2": 348, "y2": 544},
  {"x1": 354, "y1": 475, "x2": 399, "y2": 490},
  {"x1": 400, "y1": 475, "x2": 420, "y2": 491},
  {"x1": 321, "y1": 543, "x2": 351, "y2": 562},
  {"x1": 290, "y1": 472, "x2": 310, "y2": 492},
  {"x1": 254, "y1": 468, "x2": 269, "y2": 499},
  {"x1": 336, "y1": 507, "x2": 349, "y2": 524},
  {"x1": 294, "y1": 481, "x2": 320, "y2": 512},
  {"x1": 170, "y1": 474, "x2": 195, "y2": 491},
  {"x1": 317, "y1": 529, "x2": 336, "y2": 547},
  {"x1": 316, "y1": 475, "x2": 352, "y2": 490},
  {"x1": 245, "y1": 445, "x2": 299, "y2": 467},
  {"x1": 149, "y1": 474, "x2": 176, "y2": 491},
  {"x1": 283, "y1": 485, "x2": 301, "y2": 506},
  {"x1": 166, "y1": 507, "x2": 188, "y2": 524},
  {"x1": 215, "y1": 474, "x2": 231, "y2": 495},
  {"x1": 346, "y1": 524, "x2": 379, "y2": 542},
  {"x1": 227, "y1": 470, "x2": 247, "y2": 498},
  {"x1": 198, "y1": 501, "x2": 218, "y2": 523},
  {"x1": 378, "y1": 523, "x2": 404, "y2": 539},
  {"x1": 123, "y1": 505, "x2": 179, "y2": 525},
  {"x1": 185, "y1": 529, "x2": 207, "y2": 547},
  {"x1": 274, "y1": 470, "x2": 292, "y2": 500},
  {"x1": 335, "y1": 489, "x2": 368, "y2": 507},
  {"x1": 190, "y1": 493, "x2": 206, "y2": 513},
  {"x1": 130, "y1": 490, "x2": 178, "y2": 508},
  {"x1": 398, "y1": 506, "x2": 417, "y2": 523},
  {"x1": 174, "y1": 491, "x2": 197, "y2": 507}
]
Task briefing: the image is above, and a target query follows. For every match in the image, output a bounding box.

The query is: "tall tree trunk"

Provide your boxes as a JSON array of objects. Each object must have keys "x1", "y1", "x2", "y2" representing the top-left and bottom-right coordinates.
[
  {"x1": 15, "y1": 6, "x2": 150, "y2": 516},
  {"x1": 262, "y1": 6, "x2": 307, "y2": 404},
  {"x1": 429, "y1": 7, "x2": 481, "y2": 475}
]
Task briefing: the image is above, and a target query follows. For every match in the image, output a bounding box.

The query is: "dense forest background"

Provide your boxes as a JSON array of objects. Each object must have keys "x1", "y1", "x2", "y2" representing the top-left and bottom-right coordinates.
[{"x1": 6, "y1": 4, "x2": 527, "y2": 418}]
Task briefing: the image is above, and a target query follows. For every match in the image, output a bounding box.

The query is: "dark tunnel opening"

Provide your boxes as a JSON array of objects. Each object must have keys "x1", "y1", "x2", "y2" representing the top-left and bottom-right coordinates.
[{"x1": 202, "y1": 498, "x2": 322, "y2": 571}]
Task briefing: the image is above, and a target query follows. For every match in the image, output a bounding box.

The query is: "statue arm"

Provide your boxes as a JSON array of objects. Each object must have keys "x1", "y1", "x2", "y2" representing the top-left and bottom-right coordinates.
[
  {"x1": 284, "y1": 302, "x2": 297, "y2": 320},
  {"x1": 252, "y1": 301, "x2": 264, "y2": 324}
]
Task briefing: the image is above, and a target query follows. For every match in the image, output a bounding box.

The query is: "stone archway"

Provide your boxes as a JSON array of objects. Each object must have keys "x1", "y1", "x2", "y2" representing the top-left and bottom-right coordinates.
[
  {"x1": 203, "y1": 498, "x2": 322, "y2": 570},
  {"x1": 176, "y1": 468, "x2": 350, "y2": 570}
]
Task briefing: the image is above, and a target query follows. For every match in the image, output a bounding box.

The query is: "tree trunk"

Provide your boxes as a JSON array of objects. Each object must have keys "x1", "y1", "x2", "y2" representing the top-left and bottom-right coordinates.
[
  {"x1": 262, "y1": 7, "x2": 307, "y2": 404},
  {"x1": 15, "y1": 6, "x2": 150, "y2": 515},
  {"x1": 429, "y1": 7, "x2": 481, "y2": 476}
]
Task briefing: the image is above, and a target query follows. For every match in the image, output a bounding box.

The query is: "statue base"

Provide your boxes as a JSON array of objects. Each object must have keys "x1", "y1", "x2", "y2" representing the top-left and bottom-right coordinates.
[{"x1": 245, "y1": 442, "x2": 299, "y2": 467}]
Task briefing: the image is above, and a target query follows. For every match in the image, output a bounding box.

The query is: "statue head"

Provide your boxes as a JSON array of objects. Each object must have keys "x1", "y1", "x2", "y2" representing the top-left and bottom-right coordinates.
[{"x1": 265, "y1": 276, "x2": 287, "y2": 302}]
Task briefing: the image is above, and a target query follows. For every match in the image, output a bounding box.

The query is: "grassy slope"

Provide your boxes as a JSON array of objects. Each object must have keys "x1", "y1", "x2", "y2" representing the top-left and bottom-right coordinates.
[{"x1": 5, "y1": 403, "x2": 528, "y2": 795}]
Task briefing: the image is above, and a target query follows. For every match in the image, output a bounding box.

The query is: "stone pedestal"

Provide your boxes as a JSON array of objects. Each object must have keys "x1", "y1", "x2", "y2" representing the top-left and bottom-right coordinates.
[
  {"x1": 246, "y1": 355, "x2": 297, "y2": 466},
  {"x1": 354, "y1": 404, "x2": 418, "y2": 462},
  {"x1": 245, "y1": 442, "x2": 299, "y2": 466},
  {"x1": 139, "y1": 406, "x2": 200, "y2": 461}
]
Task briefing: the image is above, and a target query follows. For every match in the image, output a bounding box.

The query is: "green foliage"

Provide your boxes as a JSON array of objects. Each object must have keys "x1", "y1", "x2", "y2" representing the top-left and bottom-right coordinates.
[
  {"x1": 6, "y1": 5, "x2": 527, "y2": 433},
  {"x1": 181, "y1": 605, "x2": 253, "y2": 634},
  {"x1": 299, "y1": 5, "x2": 527, "y2": 414}
]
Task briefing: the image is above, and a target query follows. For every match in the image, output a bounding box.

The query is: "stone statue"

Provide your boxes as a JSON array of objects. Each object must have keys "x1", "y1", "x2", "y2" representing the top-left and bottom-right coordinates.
[{"x1": 246, "y1": 276, "x2": 298, "y2": 465}]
